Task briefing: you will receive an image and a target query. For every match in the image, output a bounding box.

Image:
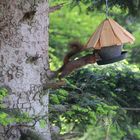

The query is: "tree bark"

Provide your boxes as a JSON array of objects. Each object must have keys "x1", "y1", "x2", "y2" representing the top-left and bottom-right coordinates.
[{"x1": 0, "y1": 0, "x2": 51, "y2": 139}]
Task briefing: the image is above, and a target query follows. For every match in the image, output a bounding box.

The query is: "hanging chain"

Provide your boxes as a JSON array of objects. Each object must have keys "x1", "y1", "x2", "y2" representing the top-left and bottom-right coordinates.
[{"x1": 105, "y1": 0, "x2": 109, "y2": 18}]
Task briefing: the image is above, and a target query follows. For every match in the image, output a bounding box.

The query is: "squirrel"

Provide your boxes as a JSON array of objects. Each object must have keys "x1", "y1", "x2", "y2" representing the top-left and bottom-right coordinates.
[
  {"x1": 57, "y1": 41, "x2": 101, "y2": 78},
  {"x1": 61, "y1": 41, "x2": 101, "y2": 67},
  {"x1": 63, "y1": 41, "x2": 84, "y2": 65}
]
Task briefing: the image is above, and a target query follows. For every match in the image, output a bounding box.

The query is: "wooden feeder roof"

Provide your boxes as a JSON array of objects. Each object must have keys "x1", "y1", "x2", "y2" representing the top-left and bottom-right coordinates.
[{"x1": 85, "y1": 18, "x2": 135, "y2": 50}]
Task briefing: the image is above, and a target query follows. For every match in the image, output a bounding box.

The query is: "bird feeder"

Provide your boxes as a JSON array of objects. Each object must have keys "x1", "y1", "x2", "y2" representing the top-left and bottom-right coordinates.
[{"x1": 85, "y1": 18, "x2": 135, "y2": 65}]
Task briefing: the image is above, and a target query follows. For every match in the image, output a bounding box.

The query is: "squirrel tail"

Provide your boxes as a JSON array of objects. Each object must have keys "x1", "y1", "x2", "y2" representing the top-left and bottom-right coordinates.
[
  {"x1": 63, "y1": 41, "x2": 84, "y2": 65},
  {"x1": 57, "y1": 41, "x2": 84, "y2": 74}
]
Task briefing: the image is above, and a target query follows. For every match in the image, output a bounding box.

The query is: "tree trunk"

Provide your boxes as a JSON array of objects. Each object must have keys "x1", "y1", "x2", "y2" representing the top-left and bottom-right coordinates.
[{"x1": 0, "y1": 0, "x2": 51, "y2": 139}]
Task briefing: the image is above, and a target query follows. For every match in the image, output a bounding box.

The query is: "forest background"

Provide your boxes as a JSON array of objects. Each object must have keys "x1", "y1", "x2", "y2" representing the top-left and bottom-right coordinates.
[{"x1": 49, "y1": 0, "x2": 140, "y2": 140}]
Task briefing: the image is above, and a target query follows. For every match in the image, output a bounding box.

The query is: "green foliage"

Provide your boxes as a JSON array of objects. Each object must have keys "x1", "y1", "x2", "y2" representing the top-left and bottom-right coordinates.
[
  {"x1": 49, "y1": 1, "x2": 140, "y2": 139},
  {"x1": 39, "y1": 119, "x2": 47, "y2": 128},
  {"x1": 49, "y1": 2, "x2": 140, "y2": 70},
  {"x1": 0, "y1": 88, "x2": 8, "y2": 101},
  {"x1": 50, "y1": 64, "x2": 140, "y2": 139},
  {"x1": 0, "y1": 88, "x2": 32, "y2": 126},
  {"x1": 51, "y1": 0, "x2": 140, "y2": 16}
]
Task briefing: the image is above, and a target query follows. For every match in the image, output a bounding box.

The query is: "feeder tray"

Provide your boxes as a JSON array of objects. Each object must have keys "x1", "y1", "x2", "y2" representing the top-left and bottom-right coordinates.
[{"x1": 85, "y1": 18, "x2": 135, "y2": 65}]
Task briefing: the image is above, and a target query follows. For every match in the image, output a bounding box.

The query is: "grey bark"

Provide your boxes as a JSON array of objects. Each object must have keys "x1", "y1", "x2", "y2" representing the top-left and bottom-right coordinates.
[{"x1": 0, "y1": 0, "x2": 51, "y2": 140}]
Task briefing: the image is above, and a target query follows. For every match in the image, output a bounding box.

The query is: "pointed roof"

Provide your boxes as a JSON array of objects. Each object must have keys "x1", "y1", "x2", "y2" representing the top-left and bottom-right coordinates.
[{"x1": 85, "y1": 18, "x2": 135, "y2": 50}]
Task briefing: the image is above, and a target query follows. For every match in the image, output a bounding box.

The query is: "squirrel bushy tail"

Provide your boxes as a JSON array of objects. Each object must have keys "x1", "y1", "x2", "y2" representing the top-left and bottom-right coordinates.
[
  {"x1": 63, "y1": 41, "x2": 84, "y2": 65},
  {"x1": 58, "y1": 41, "x2": 84, "y2": 73}
]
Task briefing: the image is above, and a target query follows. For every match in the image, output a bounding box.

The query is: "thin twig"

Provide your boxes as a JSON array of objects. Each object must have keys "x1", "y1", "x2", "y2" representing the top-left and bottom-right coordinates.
[
  {"x1": 122, "y1": 108, "x2": 140, "y2": 111},
  {"x1": 49, "y1": 3, "x2": 65, "y2": 13}
]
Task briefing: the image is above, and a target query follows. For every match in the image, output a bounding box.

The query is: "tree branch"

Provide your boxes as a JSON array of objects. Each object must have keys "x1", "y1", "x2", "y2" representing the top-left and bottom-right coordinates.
[
  {"x1": 49, "y1": 3, "x2": 65, "y2": 13},
  {"x1": 43, "y1": 80, "x2": 66, "y2": 90},
  {"x1": 122, "y1": 108, "x2": 140, "y2": 111}
]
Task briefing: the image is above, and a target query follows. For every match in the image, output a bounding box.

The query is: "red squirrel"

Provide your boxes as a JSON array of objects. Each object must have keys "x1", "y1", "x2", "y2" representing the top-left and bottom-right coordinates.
[
  {"x1": 63, "y1": 41, "x2": 101, "y2": 65},
  {"x1": 58, "y1": 41, "x2": 101, "y2": 76}
]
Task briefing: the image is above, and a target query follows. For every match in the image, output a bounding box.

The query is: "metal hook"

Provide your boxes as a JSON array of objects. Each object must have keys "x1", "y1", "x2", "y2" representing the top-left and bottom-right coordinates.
[{"x1": 105, "y1": 0, "x2": 109, "y2": 18}]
